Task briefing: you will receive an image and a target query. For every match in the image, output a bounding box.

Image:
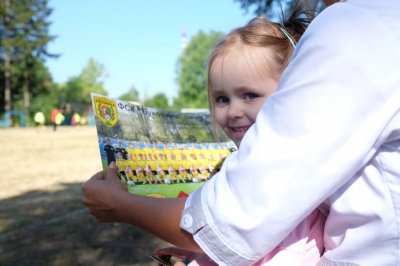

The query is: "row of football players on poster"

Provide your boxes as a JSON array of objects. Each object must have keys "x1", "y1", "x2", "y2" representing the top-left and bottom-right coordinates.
[
  {"x1": 111, "y1": 142, "x2": 237, "y2": 186},
  {"x1": 117, "y1": 160, "x2": 219, "y2": 186},
  {"x1": 103, "y1": 137, "x2": 237, "y2": 164}
]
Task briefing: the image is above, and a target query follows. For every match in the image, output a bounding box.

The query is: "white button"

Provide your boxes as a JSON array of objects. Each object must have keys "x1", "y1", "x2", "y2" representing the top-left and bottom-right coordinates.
[{"x1": 181, "y1": 214, "x2": 193, "y2": 229}]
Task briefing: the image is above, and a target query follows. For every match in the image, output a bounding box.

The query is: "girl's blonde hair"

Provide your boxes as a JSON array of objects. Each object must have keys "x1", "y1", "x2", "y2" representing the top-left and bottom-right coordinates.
[{"x1": 207, "y1": 3, "x2": 312, "y2": 141}]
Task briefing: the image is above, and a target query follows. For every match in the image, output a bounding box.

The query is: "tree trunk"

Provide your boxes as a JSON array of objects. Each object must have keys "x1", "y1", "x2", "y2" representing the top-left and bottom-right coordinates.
[
  {"x1": 23, "y1": 70, "x2": 31, "y2": 126},
  {"x1": 4, "y1": 70, "x2": 11, "y2": 112},
  {"x1": 4, "y1": 0, "x2": 11, "y2": 112},
  {"x1": 24, "y1": 71, "x2": 30, "y2": 108}
]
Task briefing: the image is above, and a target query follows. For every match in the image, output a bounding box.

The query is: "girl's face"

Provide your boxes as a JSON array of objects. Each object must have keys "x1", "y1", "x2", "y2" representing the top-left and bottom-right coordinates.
[{"x1": 209, "y1": 49, "x2": 278, "y2": 147}]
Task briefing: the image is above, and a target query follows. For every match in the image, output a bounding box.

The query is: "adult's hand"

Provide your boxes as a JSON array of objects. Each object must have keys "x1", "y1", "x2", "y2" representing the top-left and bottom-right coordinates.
[
  {"x1": 83, "y1": 162, "x2": 202, "y2": 253},
  {"x1": 82, "y1": 162, "x2": 127, "y2": 222}
]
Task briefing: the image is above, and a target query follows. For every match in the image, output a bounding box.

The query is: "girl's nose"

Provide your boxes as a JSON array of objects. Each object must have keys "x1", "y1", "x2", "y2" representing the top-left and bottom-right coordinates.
[{"x1": 227, "y1": 101, "x2": 244, "y2": 119}]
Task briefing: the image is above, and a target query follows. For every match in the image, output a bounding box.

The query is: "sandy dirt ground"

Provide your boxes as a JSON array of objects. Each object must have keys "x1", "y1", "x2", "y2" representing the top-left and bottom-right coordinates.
[{"x1": 0, "y1": 126, "x2": 171, "y2": 266}]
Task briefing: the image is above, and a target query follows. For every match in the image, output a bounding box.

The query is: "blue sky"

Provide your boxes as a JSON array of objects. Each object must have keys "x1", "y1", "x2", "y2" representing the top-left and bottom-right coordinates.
[{"x1": 45, "y1": 0, "x2": 256, "y2": 101}]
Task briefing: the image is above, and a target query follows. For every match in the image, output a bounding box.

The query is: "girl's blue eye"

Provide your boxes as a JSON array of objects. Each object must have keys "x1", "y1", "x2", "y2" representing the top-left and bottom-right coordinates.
[
  {"x1": 244, "y1": 93, "x2": 258, "y2": 100},
  {"x1": 216, "y1": 96, "x2": 229, "y2": 104}
]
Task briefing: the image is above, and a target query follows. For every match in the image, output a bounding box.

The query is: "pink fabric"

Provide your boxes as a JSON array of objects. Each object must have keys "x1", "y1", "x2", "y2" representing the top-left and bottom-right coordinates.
[
  {"x1": 253, "y1": 209, "x2": 326, "y2": 266},
  {"x1": 186, "y1": 209, "x2": 325, "y2": 266}
]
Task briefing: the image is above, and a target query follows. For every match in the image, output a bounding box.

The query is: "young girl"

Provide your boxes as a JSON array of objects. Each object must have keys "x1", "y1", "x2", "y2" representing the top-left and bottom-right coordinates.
[{"x1": 155, "y1": 5, "x2": 325, "y2": 266}]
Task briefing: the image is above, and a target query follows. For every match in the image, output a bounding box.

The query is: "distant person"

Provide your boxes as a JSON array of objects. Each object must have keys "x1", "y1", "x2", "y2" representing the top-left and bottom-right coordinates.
[
  {"x1": 71, "y1": 112, "x2": 81, "y2": 127},
  {"x1": 34, "y1": 111, "x2": 45, "y2": 131},
  {"x1": 54, "y1": 110, "x2": 65, "y2": 132},
  {"x1": 51, "y1": 108, "x2": 59, "y2": 132}
]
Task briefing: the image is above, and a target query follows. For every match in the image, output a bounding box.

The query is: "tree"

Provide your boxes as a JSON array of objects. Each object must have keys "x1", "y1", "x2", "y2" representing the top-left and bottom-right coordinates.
[
  {"x1": 143, "y1": 92, "x2": 170, "y2": 110},
  {"x1": 79, "y1": 58, "x2": 108, "y2": 101},
  {"x1": 60, "y1": 58, "x2": 108, "y2": 105},
  {"x1": 26, "y1": 78, "x2": 60, "y2": 126},
  {"x1": 234, "y1": 0, "x2": 325, "y2": 18},
  {"x1": 119, "y1": 85, "x2": 140, "y2": 102},
  {"x1": 0, "y1": 0, "x2": 58, "y2": 114},
  {"x1": 0, "y1": 52, "x2": 57, "y2": 125},
  {"x1": 173, "y1": 30, "x2": 224, "y2": 110},
  {"x1": 60, "y1": 76, "x2": 85, "y2": 104}
]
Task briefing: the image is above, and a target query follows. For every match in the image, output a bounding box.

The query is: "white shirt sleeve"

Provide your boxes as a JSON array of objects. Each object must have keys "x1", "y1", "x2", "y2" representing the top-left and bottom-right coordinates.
[{"x1": 181, "y1": 2, "x2": 400, "y2": 265}]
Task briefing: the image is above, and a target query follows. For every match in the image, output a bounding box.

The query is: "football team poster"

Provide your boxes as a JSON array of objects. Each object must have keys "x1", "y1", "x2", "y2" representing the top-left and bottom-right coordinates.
[{"x1": 91, "y1": 93, "x2": 237, "y2": 198}]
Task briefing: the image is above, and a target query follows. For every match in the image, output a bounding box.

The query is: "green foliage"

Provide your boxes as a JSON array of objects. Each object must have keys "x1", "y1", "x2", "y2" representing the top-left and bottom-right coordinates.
[
  {"x1": 142, "y1": 93, "x2": 170, "y2": 110},
  {"x1": 21, "y1": 60, "x2": 60, "y2": 126},
  {"x1": 79, "y1": 58, "x2": 108, "y2": 102},
  {"x1": 173, "y1": 30, "x2": 224, "y2": 111},
  {"x1": 60, "y1": 76, "x2": 84, "y2": 103},
  {"x1": 234, "y1": 0, "x2": 325, "y2": 18},
  {"x1": 0, "y1": 56, "x2": 57, "y2": 124},
  {"x1": 0, "y1": 0, "x2": 58, "y2": 114},
  {"x1": 60, "y1": 58, "x2": 108, "y2": 105},
  {"x1": 235, "y1": 0, "x2": 275, "y2": 16},
  {"x1": 27, "y1": 83, "x2": 60, "y2": 126},
  {"x1": 0, "y1": 0, "x2": 57, "y2": 60},
  {"x1": 119, "y1": 86, "x2": 140, "y2": 102}
]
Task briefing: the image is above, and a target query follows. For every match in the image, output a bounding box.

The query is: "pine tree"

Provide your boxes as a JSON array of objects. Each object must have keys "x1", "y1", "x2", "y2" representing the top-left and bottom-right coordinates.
[{"x1": 0, "y1": 0, "x2": 58, "y2": 114}]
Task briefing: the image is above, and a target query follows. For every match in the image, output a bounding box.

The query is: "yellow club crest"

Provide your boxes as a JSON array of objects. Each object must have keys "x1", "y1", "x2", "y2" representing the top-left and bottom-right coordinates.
[{"x1": 93, "y1": 96, "x2": 118, "y2": 127}]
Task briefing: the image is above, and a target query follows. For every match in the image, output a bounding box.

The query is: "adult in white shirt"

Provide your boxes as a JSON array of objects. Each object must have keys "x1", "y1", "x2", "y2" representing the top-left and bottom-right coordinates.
[{"x1": 83, "y1": 0, "x2": 400, "y2": 265}]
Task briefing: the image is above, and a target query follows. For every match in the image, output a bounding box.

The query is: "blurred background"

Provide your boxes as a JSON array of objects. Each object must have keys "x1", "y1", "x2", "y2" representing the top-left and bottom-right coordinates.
[{"x1": 0, "y1": 0, "x2": 326, "y2": 265}]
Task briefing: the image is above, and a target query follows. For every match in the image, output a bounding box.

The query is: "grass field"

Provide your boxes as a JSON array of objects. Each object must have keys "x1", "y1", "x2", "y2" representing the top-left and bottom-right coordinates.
[{"x1": 0, "y1": 126, "x2": 171, "y2": 266}]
